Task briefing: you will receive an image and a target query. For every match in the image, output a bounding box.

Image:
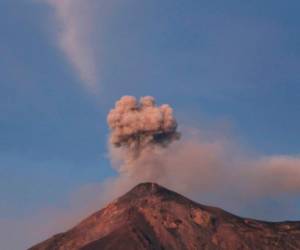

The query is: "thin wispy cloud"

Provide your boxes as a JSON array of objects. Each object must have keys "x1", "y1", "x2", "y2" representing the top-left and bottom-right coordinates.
[{"x1": 46, "y1": 0, "x2": 99, "y2": 92}]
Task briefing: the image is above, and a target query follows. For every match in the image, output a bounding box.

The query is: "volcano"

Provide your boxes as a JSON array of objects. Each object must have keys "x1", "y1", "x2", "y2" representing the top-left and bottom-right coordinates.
[{"x1": 29, "y1": 183, "x2": 300, "y2": 250}]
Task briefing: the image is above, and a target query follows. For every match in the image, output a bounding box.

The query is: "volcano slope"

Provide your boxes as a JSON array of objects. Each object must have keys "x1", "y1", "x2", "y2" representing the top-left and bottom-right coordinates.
[{"x1": 29, "y1": 183, "x2": 300, "y2": 250}]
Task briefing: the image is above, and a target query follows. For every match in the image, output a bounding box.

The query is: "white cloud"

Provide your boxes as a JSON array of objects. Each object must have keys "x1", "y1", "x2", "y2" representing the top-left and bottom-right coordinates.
[{"x1": 46, "y1": 0, "x2": 99, "y2": 92}]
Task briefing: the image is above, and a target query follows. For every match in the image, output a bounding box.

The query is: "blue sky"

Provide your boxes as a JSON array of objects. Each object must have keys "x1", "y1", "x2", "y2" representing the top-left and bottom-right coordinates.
[{"x1": 1, "y1": 0, "x2": 300, "y2": 248}]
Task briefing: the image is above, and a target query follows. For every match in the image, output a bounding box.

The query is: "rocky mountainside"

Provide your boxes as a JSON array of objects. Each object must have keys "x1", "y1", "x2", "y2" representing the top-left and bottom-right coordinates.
[{"x1": 29, "y1": 183, "x2": 300, "y2": 250}]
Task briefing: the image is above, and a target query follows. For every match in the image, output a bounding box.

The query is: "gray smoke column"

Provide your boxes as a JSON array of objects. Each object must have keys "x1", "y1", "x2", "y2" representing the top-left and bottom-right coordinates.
[
  {"x1": 106, "y1": 96, "x2": 300, "y2": 221},
  {"x1": 107, "y1": 96, "x2": 180, "y2": 172}
]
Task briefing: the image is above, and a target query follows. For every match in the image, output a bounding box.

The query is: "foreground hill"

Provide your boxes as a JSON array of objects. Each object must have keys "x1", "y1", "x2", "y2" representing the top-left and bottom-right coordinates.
[{"x1": 29, "y1": 183, "x2": 300, "y2": 250}]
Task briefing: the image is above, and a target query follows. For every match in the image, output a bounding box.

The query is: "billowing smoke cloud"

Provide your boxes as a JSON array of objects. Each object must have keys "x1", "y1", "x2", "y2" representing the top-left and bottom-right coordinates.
[
  {"x1": 46, "y1": 0, "x2": 99, "y2": 92},
  {"x1": 107, "y1": 96, "x2": 300, "y2": 220},
  {"x1": 107, "y1": 96, "x2": 180, "y2": 174}
]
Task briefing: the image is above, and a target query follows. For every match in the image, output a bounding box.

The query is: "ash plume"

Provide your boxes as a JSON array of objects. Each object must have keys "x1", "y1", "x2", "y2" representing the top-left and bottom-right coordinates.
[
  {"x1": 107, "y1": 96, "x2": 180, "y2": 173},
  {"x1": 106, "y1": 96, "x2": 300, "y2": 220}
]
